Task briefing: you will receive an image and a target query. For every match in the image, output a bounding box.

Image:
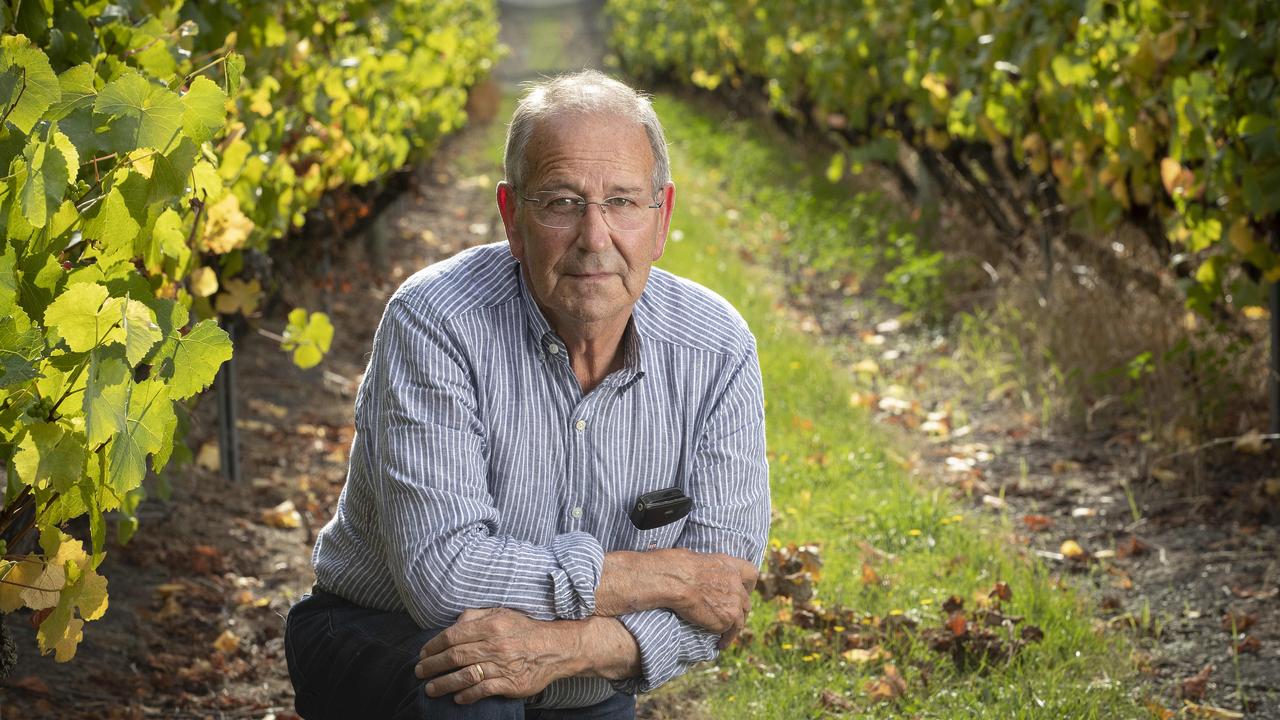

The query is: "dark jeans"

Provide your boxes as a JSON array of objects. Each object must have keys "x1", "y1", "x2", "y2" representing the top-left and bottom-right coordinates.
[{"x1": 284, "y1": 588, "x2": 637, "y2": 720}]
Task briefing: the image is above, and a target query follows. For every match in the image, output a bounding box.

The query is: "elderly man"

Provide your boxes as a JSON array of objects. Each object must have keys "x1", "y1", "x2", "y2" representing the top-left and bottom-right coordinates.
[{"x1": 284, "y1": 70, "x2": 770, "y2": 719}]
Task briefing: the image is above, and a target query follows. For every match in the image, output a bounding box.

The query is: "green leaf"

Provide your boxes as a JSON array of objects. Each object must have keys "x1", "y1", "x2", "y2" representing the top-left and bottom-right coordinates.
[
  {"x1": 13, "y1": 422, "x2": 87, "y2": 493},
  {"x1": 43, "y1": 282, "x2": 125, "y2": 353},
  {"x1": 166, "y1": 319, "x2": 232, "y2": 399},
  {"x1": 48, "y1": 63, "x2": 96, "y2": 120},
  {"x1": 282, "y1": 308, "x2": 334, "y2": 369},
  {"x1": 118, "y1": 298, "x2": 161, "y2": 367},
  {"x1": 181, "y1": 76, "x2": 227, "y2": 145},
  {"x1": 83, "y1": 351, "x2": 128, "y2": 447},
  {"x1": 93, "y1": 71, "x2": 183, "y2": 153},
  {"x1": 146, "y1": 137, "x2": 198, "y2": 205},
  {"x1": 0, "y1": 35, "x2": 61, "y2": 134},
  {"x1": 0, "y1": 316, "x2": 44, "y2": 388},
  {"x1": 18, "y1": 135, "x2": 67, "y2": 229},
  {"x1": 105, "y1": 378, "x2": 175, "y2": 495},
  {"x1": 81, "y1": 186, "x2": 140, "y2": 257},
  {"x1": 152, "y1": 206, "x2": 188, "y2": 260},
  {"x1": 224, "y1": 52, "x2": 246, "y2": 96}
]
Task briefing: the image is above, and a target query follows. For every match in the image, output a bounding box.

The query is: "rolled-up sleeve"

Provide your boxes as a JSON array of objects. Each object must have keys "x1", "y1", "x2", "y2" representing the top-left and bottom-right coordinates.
[
  {"x1": 367, "y1": 298, "x2": 605, "y2": 629},
  {"x1": 614, "y1": 343, "x2": 771, "y2": 693}
]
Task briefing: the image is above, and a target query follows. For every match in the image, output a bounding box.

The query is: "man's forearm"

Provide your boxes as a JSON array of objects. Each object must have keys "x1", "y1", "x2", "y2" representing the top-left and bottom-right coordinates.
[
  {"x1": 567, "y1": 616, "x2": 642, "y2": 681},
  {"x1": 595, "y1": 550, "x2": 683, "y2": 616}
]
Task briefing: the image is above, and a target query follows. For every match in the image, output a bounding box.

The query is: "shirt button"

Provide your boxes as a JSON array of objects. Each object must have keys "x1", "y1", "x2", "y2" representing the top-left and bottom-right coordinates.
[
  {"x1": 546, "y1": 343, "x2": 560, "y2": 355},
  {"x1": 570, "y1": 506, "x2": 583, "y2": 519},
  {"x1": 574, "y1": 419, "x2": 587, "y2": 432}
]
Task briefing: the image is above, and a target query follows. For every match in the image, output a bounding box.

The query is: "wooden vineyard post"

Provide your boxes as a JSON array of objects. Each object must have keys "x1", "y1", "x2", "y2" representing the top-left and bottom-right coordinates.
[{"x1": 216, "y1": 319, "x2": 242, "y2": 483}]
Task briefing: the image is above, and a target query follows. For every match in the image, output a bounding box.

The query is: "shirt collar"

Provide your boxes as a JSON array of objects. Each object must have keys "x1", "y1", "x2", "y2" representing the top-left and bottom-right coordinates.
[{"x1": 513, "y1": 262, "x2": 647, "y2": 388}]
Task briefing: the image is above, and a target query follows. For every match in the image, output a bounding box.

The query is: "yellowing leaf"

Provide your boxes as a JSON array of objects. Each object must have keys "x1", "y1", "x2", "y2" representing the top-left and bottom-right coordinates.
[
  {"x1": 261, "y1": 499, "x2": 302, "y2": 528},
  {"x1": 213, "y1": 628, "x2": 240, "y2": 654},
  {"x1": 201, "y1": 192, "x2": 254, "y2": 254},
  {"x1": 215, "y1": 277, "x2": 262, "y2": 316},
  {"x1": 1060, "y1": 539, "x2": 1087, "y2": 560},
  {"x1": 190, "y1": 266, "x2": 219, "y2": 297},
  {"x1": 1234, "y1": 429, "x2": 1266, "y2": 455}
]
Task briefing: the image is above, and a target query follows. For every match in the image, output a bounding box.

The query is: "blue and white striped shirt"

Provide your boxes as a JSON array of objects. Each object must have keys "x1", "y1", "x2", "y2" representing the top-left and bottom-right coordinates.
[{"x1": 312, "y1": 241, "x2": 770, "y2": 708}]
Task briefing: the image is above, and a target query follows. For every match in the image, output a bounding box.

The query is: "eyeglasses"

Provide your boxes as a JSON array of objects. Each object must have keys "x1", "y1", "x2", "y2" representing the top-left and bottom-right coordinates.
[{"x1": 519, "y1": 192, "x2": 664, "y2": 231}]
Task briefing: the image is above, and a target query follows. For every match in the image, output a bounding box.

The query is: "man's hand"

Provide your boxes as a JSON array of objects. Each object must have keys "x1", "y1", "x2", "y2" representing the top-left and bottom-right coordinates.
[
  {"x1": 414, "y1": 608, "x2": 641, "y2": 703},
  {"x1": 415, "y1": 608, "x2": 570, "y2": 704},
  {"x1": 596, "y1": 549, "x2": 758, "y2": 648}
]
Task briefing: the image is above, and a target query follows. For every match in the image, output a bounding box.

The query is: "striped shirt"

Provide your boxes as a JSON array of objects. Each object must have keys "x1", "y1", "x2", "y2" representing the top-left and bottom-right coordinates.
[{"x1": 312, "y1": 241, "x2": 770, "y2": 708}]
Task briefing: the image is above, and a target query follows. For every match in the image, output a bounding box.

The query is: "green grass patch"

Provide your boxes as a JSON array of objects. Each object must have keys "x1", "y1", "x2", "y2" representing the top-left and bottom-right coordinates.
[{"x1": 460, "y1": 90, "x2": 1147, "y2": 718}]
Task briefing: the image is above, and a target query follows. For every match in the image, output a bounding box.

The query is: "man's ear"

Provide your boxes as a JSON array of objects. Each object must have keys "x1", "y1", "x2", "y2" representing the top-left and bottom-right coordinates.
[
  {"x1": 496, "y1": 182, "x2": 524, "y2": 262},
  {"x1": 653, "y1": 182, "x2": 676, "y2": 261}
]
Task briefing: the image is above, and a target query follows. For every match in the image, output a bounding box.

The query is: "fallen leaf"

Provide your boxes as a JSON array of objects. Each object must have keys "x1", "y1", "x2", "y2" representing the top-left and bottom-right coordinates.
[
  {"x1": 842, "y1": 646, "x2": 890, "y2": 664},
  {"x1": 196, "y1": 441, "x2": 220, "y2": 471},
  {"x1": 860, "y1": 563, "x2": 880, "y2": 585},
  {"x1": 865, "y1": 664, "x2": 907, "y2": 702},
  {"x1": 1116, "y1": 536, "x2": 1150, "y2": 559},
  {"x1": 988, "y1": 582, "x2": 1013, "y2": 602},
  {"x1": 261, "y1": 500, "x2": 302, "y2": 529},
  {"x1": 1184, "y1": 703, "x2": 1244, "y2": 719},
  {"x1": 1233, "y1": 429, "x2": 1266, "y2": 455},
  {"x1": 1231, "y1": 635, "x2": 1261, "y2": 655},
  {"x1": 820, "y1": 689, "x2": 854, "y2": 712},
  {"x1": 1022, "y1": 514, "x2": 1054, "y2": 532},
  {"x1": 1221, "y1": 610, "x2": 1258, "y2": 633},
  {"x1": 1059, "y1": 540, "x2": 1087, "y2": 560},
  {"x1": 213, "y1": 629, "x2": 240, "y2": 654},
  {"x1": 1144, "y1": 700, "x2": 1175, "y2": 719},
  {"x1": 10, "y1": 675, "x2": 50, "y2": 694},
  {"x1": 1178, "y1": 663, "x2": 1213, "y2": 701}
]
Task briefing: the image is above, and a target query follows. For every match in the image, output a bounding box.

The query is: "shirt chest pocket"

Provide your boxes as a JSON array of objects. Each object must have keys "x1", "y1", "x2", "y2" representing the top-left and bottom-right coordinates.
[{"x1": 618, "y1": 516, "x2": 688, "y2": 552}]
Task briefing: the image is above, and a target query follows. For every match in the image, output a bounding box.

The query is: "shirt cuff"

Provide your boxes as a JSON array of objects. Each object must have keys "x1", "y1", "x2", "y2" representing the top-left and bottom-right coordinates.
[
  {"x1": 611, "y1": 609, "x2": 718, "y2": 694},
  {"x1": 548, "y1": 531, "x2": 606, "y2": 619}
]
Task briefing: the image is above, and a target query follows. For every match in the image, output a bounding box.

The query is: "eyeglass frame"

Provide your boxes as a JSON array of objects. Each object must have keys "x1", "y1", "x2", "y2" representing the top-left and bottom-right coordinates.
[{"x1": 516, "y1": 189, "x2": 666, "y2": 230}]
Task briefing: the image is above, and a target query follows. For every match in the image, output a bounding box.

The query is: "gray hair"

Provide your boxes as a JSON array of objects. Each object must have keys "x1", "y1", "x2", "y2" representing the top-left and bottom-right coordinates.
[{"x1": 503, "y1": 70, "x2": 671, "y2": 197}]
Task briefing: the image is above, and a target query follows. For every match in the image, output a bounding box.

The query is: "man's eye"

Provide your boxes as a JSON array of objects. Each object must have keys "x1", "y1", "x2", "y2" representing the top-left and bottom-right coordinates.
[
  {"x1": 605, "y1": 197, "x2": 638, "y2": 208},
  {"x1": 545, "y1": 197, "x2": 582, "y2": 208}
]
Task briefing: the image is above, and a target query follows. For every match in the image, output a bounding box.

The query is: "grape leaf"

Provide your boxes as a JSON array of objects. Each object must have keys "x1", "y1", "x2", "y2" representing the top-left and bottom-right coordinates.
[
  {"x1": 151, "y1": 206, "x2": 190, "y2": 268},
  {"x1": 48, "y1": 63, "x2": 96, "y2": 120},
  {"x1": 42, "y1": 282, "x2": 124, "y2": 353},
  {"x1": 93, "y1": 71, "x2": 183, "y2": 153},
  {"x1": 105, "y1": 378, "x2": 175, "y2": 494},
  {"x1": 0, "y1": 316, "x2": 43, "y2": 388},
  {"x1": 12, "y1": 422, "x2": 87, "y2": 493},
  {"x1": 282, "y1": 308, "x2": 334, "y2": 369},
  {"x1": 224, "y1": 51, "x2": 246, "y2": 96},
  {"x1": 18, "y1": 134, "x2": 68, "y2": 229},
  {"x1": 38, "y1": 605, "x2": 83, "y2": 662},
  {"x1": 181, "y1": 76, "x2": 227, "y2": 144},
  {"x1": 166, "y1": 318, "x2": 232, "y2": 399},
  {"x1": 82, "y1": 351, "x2": 129, "y2": 447},
  {"x1": 81, "y1": 186, "x2": 141, "y2": 256},
  {"x1": 117, "y1": 298, "x2": 161, "y2": 367},
  {"x1": 0, "y1": 35, "x2": 61, "y2": 134}
]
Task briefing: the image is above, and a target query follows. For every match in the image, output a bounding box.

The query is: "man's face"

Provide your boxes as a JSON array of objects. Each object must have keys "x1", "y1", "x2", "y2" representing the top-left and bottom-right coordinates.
[{"x1": 497, "y1": 112, "x2": 675, "y2": 333}]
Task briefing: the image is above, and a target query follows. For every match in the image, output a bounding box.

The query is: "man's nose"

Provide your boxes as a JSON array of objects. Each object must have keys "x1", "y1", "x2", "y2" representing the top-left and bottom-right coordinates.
[{"x1": 575, "y1": 203, "x2": 613, "y2": 251}]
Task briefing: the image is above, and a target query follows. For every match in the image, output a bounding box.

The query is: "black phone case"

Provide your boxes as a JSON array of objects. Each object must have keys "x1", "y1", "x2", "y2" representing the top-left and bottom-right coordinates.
[{"x1": 629, "y1": 488, "x2": 694, "y2": 530}]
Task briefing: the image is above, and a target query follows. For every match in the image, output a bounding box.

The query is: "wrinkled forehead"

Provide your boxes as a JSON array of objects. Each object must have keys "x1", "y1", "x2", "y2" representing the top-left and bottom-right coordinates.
[{"x1": 523, "y1": 111, "x2": 655, "y2": 187}]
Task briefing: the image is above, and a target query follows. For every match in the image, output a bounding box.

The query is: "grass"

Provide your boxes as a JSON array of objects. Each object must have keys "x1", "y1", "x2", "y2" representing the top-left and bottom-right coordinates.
[{"x1": 460, "y1": 92, "x2": 1149, "y2": 718}]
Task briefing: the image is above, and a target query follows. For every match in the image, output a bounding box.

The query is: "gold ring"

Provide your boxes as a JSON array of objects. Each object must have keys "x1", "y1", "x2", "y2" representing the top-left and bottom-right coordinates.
[{"x1": 473, "y1": 663, "x2": 485, "y2": 683}]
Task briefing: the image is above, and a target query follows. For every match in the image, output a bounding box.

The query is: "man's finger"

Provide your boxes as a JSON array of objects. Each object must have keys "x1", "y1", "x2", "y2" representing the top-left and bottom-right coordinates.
[
  {"x1": 420, "y1": 617, "x2": 499, "y2": 658},
  {"x1": 416, "y1": 642, "x2": 485, "y2": 679},
  {"x1": 423, "y1": 661, "x2": 492, "y2": 697},
  {"x1": 454, "y1": 677, "x2": 519, "y2": 705}
]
